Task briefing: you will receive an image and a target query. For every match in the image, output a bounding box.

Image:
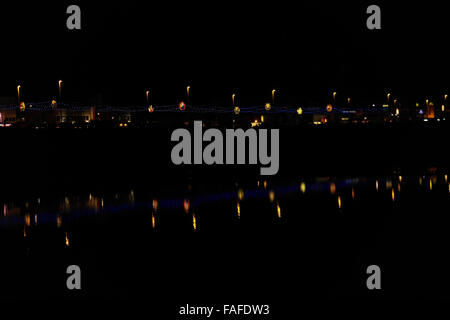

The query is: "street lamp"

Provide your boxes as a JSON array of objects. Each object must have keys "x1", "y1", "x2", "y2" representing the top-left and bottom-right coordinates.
[
  {"x1": 187, "y1": 86, "x2": 191, "y2": 102},
  {"x1": 387, "y1": 93, "x2": 391, "y2": 105},
  {"x1": 333, "y1": 92, "x2": 337, "y2": 105},
  {"x1": 17, "y1": 85, "x2": 21, "y2": 104},
  {"x1": 272, "y1": 89, "x2": 276, "y2": 105},
  {"x1": 232, "y1": 94, "x2": 236, "y2": 106},
  {"x1": 146, "y1": 91, "x2": 150, "y2": 104},
  {"x1": 58, "y1": 80, "x2": 63, "y2": 99}
]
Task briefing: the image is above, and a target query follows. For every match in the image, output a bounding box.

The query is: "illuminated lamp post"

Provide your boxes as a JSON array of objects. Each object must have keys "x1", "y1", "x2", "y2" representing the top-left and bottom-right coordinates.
[
  {"x1": 58, "y1": 80, "x2": 63, "y2": 100},
  {"x1": 17, "y1": 85, "x2": 21, "y2": 104}
]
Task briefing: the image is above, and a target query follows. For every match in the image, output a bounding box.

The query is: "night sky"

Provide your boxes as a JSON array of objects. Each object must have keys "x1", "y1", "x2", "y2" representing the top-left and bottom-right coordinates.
[{"x1": 1, "y1": 1, "x2": 449, "y2": 107}]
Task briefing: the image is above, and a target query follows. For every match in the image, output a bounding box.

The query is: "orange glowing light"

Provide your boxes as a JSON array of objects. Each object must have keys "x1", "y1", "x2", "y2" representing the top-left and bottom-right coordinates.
[
  {"x1": 184, "y1": 199, "x2": 190, "y2": 213},
  {"x1": 24, "y1": 214, "x2": 31, "y2": 227},
  {"x1": 330, "y1": 183, "x2": 336, "y2": 195}
]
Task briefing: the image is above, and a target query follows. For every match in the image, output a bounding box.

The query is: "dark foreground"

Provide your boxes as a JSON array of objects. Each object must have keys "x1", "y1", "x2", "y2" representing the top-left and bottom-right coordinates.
[{"x1": 1, "y1": 124, "x2": 450, "y2": 314}]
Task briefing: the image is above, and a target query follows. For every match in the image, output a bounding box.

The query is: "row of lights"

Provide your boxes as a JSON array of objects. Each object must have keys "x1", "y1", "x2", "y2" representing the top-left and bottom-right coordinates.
[{"x1": 15, "y1": 84, "x2": 448, "y2": 114}]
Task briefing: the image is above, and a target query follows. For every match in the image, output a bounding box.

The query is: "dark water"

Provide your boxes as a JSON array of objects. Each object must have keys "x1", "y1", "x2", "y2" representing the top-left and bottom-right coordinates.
[
  {"x1": 1, "y1": 127, "x2": 450, "y2": 313},
  {"x1": 2, "y1": 171, "x2": 450, "y2": 303}
]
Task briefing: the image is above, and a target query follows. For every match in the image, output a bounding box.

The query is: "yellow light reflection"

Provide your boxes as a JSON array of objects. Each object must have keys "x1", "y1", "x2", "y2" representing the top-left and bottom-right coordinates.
[
  {"x1": 152, "y1": 213, "x2": 156, "y2": 229},
  {"x1": 269, "y1": 190, "x2": 275, "y2": 203},
  {"x1": 277, "y1": 202, "x2": 281, "y2": 218},
  {"x1": 238, "y1": 189, "x2": 245, "y2": 201},
  {"x1": 351, "y1": 188, "x2": 355, "y2": 200},
  {"x1": 391, "y1": 189, "x2": 395, "y2": 202},
  {"x1": 376, "y1": 180, "x2": 379, "y2": 191},
  {"x1": 338, "y1": 196, "x2": 342, "y2": 209},
  {"x1": 300, "y1": 182, "x2": 306, "y2": 194},
  {"x1": 386, "y1": 181, "x2": 393, "y2": 190},
  {"x1": 65, "y1": 232, "x2": 70, "y2": 247},
  {"x1": 152, "y1": 198, "x2": 158, "y2": 211},
  {"x1": 56, "y1": 215, "x2": 62, "y2": 228},
  {"x1": 237, "y1": 202, "x2": 241, "y2": 219},
  {"x1": 192, "y1": 214, "x2": 197, "y2": 231}
]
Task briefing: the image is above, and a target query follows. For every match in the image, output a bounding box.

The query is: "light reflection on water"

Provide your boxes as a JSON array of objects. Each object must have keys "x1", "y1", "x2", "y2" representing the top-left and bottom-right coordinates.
[{"x1": 2, "y1": 172, "x2": 450, "y2": 241}]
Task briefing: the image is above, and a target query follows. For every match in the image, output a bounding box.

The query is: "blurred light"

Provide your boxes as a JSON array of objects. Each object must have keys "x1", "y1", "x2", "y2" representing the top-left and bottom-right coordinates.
[
  {"x1": 330, "y1": 183, "x2": 336, "y2": 195},
  {"x1": 237, "y1": 202, "x2": 241, "y2": 219},
  {"x1": 386, "y1": 180, "x2": 393, "y2": 190},
  {"x1": 238, "y1": 189, "x2": 245, "y2": 201},
  {"x1": 277, "y1": 202, "x2": 281, "y2": 218},
  {"x1": 269, "y1": 190, "x2": 275, "y2": 203},
  {"x1": 24, "y1": 214, "x2": 31, "y2": 227},
  {"x1": 297, "y1": 107, "x2": 303, "y2": 115},
  {"x1": 65, "y1": 232, "x2": 70, "y2": 247},
  {"x1": 265, "y1": 103, "x2": 271, "y2": 111},
  {"x1": 300, "y1": 182, "x2": 306, "y2": 194},
  {"x1": 184, "y1": 199, "x2": 190, "y2": 213},
  {"x1": 192, "y1": 214, "x2": 197, "y2": 231},
  {"x1": 338, "y1": 196, "x2": 342, "y2": 209}
]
